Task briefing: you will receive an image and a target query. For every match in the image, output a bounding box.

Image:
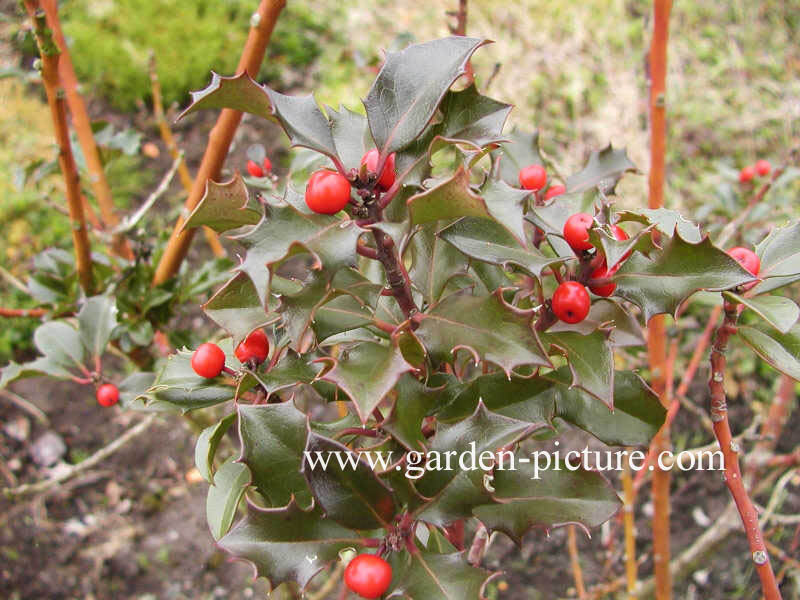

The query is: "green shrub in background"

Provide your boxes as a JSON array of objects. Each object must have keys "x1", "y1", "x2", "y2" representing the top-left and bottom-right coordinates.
[{"x1": 61, "y1": 0, "x2": 336, "y2": 111}]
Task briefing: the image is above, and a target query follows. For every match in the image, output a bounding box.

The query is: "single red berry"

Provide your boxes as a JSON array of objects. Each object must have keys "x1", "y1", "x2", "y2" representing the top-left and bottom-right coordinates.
[
  {"x1": 246, "y1": 160, "x2": 264, "y2": 178},
  {"x1": 727, "y1": 247, "x2": 760, "y2": 276},
  {"x1": 344, "y1": 554, "x2": 392, "y2": 599},
  {"x1": 305, "y1": 170, "x2": 351, "y2": 214},
  {"x1": 589, "y1": 264, "x2": 617, "y2": 297},
  {"x1": 755, "y1": 159, "x2": 771, "y2": 177},
  {"x1": 544, "y1": 184, "x2": 566, "y2": 200},
  {"x1": 739, "y1": 165, "x2": 756, "y2": 183},
  {"x1": 234, "y1": 329, "x2": 270, "y2": 365},
  {"x1": 361, "y1": 149, "x2": 396, "y2": 189},
  {"x1": 96, "y1": 383, "x2": 119, "y2": 407},
  {"x1": 519, "y1": 164, "x2": 547, "y2": 191},
  {"x1": 612, "y1": 225, "x2": 629, "y2": 242},
  {"x1": 191, "y1": 343, "x2": 226, "y2": 378},
  {"x1": 552, "y1": 281, "x2": 591, "y2": 324},
  {"x1": 263, "y1": 156, "x2": 272, "y2": 173},
  {"x1": 563, "y1": 213, "x2": 595, "y2": 252}
]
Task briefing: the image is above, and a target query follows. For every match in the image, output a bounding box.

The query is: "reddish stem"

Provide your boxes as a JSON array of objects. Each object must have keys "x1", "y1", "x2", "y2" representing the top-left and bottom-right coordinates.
[
  {"x1": 356, "y1": 241, "x2": 379, "y2": 260},
  {"x1": 709, "y1": 301, "x2": 782, "y2": 600},
  {"x1": 0, "y1": 308, "x2": 46, "y2": 318}
]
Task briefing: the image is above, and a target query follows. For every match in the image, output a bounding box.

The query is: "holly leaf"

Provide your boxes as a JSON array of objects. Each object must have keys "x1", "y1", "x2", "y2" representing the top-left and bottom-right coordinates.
[
  {"x1": 206, "y1": 457, "x2": 250, "y2": 541},
  {"x1": 301, "y1": 432, "x2": 397, "y2": 529},
  {"x1": 566, "y1": 144, "x2": 637, "y2": 194},
  {"x1": 738, "y1": 323, "x2": 800, "y2": 381},
  {"x1": 327, "y1": 105, "x2": 371, "y2": 172},
  {"x1": 365, "y1": 37, "x2": 487, "y2": 154},
  {"x1": 248, "y1": 351, "x2": 324, "y2": 399},
  {"x1": 586, "y1": 224, "x2": 657, "y2": 269},
  {"x1": 140, "y1": 349, "x2": 235, "y2": 412},
  {"x1": 542, "y1": 331, "x2": 614, "y2": 407},
  {"x1": 218, "y1": 500, "x2": 363, "y2": 590},
  {"x1": 407, "y1": 223, "x2": 469, "y2": 305},
  {"x1": 525, "y1": 193, "x2": 596, "y2": 257},
  {"x1": 752, "y1": 221, "x2": 800, "y2": 294},
  {"x1": 383, "y1": 375, "x2": 441, "y2": 451},
  {"x1": 473, "y1": 461, "x2": 621, "y2": 544},
  {"x1": 195, "y1": 413, "x2": 237, "y2": 484},
  {"x1": 232, "y1": 195, "x2": 362, "y2": 307},
  {"x1": 614, "y1": 232, "x2": 756, "y2": 320},
  {"x1": 183, "y1": 173, "x2": 261, "y2": 234},
  {"x1": 498, "y1": 129, "x2": 543, "y2": 187},
  {"x1": 438, "y1": 369, "x2": 664, "y2": 447},
  {"x1": 322, "y1": 340, "x2": 414, "y2": 423},
  {"x1": 238, "y1": 402, "x2": 312, "y2": 508},
  {"x1": 439, "y1": 217, "x2": 572, "y2": 281},
  {"x1": 415, "y1": 289, "x2": 552, "y2": 377},
  {"x1": 407, "y1": 169, "x2": 527, "y2": 245},
  {"x1": 179, "y1": 71, "x2": 274, "y2": 120},
  {"x1": 387, "y1": 551, "x2": 494, "y2": 600},
  {"x1": 204, "y1": 273, "x2": 279, "y2": 346},
  {"x1": 549, "y1": 298, "x2": 645, "y2": 347},
  {"x1": 723, "y1": 292, "x2": 799, "y2": 334},
  {"x1": 433, "y1": 84, "x2": 511, "y2": 150},
  {"x1": 78, "y1": 295, "x2": 118, "y2": 360},
  {"x1": 617, "y1": 208, "x2": 702, "y2": 243}
]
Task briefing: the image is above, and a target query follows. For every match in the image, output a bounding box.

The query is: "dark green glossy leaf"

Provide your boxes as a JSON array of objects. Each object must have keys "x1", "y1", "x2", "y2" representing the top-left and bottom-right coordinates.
[
  {"x1": 180, "y1": 72, "x2": 273, "y2": 120},
  {"x1": 723, "y1": 292, "x2": 799, "y2": 334},
  {"x1": 542, "y1": 331, "x2": 614, "y2": 407},
  {"x1": 439, "y1": 217, "x2": 572, "y2": 281},
  {"x1": 387, "y1": 550, "x2": 493, "y2": 600},
  {"x1": 365, "y1": 36, "x2": 486, "y2": 154},
  {"x1": 617, "y1": 208, "x2": 702, "y2": 243},
  {"x1": 238, "y1": 402, "x2": 312, "y2": 507},
  {"x1": 204, "y1": 273, "x2": 279, "y2": 346},
  {"x1": 753, "y1": 222, "x2": 800, "y2": 294},
  {"x1": 78, "y1": 296, "x2": 118, "y2": 360},
  {"x1": 140, "y1": 349, "x2": 234, "y2": 412},
  {"x1": 549, "y1": 298, "x2": 644, "y2": 347},
  {"x1": 738, "y1": 323, "x2": 800, "y2": 381},
  {"x1": 206, "y1": 457, "x2": 250, "y2": 541},
  {"x1": 433, "y1": 84, "x2": 511, "y2": 150},
  {"x1": 183, "y1": 173, "x2": 261, "y2": 234},
  {"x1": 565, "y1": 144, "x2": 637, "y2": 194},
  {"x1": 327, "y1": 105, "x2": 371, "y2": 172},
  {"x1": 383, "y1": 375, "x2": 441, "y2": 451},
  {"x1": 301, "y1": 432, "x2": 396, "y2": 529},
  {"x1": 407, "y1": 223, "x2": 468, "y2": 305},
  {"x1": 473, "y1": 461, "x2": 621, "y2": 543},
  {"x1": 614, "y1": 233, "x2": 755, "y2": 321},
  {"x1": 219, "y1": 500, "x2": 362, "y2": 590},
  {"x1": 321, "y1": 341, "x2": 413, "y2": 422},
  {"x1": 498, "y1": 129, "x2": 543, "y2": 187},
  {"x1": 415, "y1": 290, "x2": 551, "y2": 376},
  {"x1": 195, "y1": 413, "x2": 236, "y2": 484}
]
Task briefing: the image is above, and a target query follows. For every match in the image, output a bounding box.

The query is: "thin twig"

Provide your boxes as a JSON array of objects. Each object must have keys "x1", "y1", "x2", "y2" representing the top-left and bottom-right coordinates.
[
  {"x1": 4, "y1": 414, "x2": 157, "y2": 499},
  {"x1": 621, "y1": 461, "x2": 638, "y2": 598},
  {"x1": 307, "y1": 562, "x2": 344, "y2": 600},
  {"x1": 0, "y1": 307, "x2": 46, "y2": 318},
  {"x1": 0, "y1": 388, "x2": 49, "y2": 425},
  {"x1": 24, "y1": 3, "x2": 93, "y2": 294},
  {"x1": 567, "y1": 525, "x2": 588, "y2": 599}
]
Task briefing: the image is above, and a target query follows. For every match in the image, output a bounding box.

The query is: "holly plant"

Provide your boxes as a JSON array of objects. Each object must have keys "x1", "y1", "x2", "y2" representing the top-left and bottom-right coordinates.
[{"x1": 6, "y1": 37, "x2": 800, "y2": 598}]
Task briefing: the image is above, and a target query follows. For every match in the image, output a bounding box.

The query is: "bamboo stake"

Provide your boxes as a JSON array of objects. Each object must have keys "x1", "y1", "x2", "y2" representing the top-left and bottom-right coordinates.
[
  {"x1": 148, "y1": 53, "x2": 225, "y2": 258},
  {"x1": 25, "y1": 3, "x2": 93, "y2": 294},
  {"x1": 37, "y1": 0, "x2": 133, "y2": 260},
  {"x1": 152, "y1": 0, "x2": 285, "y2": 285}
]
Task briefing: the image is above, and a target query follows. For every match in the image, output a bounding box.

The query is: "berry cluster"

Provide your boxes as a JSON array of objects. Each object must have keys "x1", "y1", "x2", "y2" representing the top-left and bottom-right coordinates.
[
  {"x1": 190, "y1": 329, "x2": 270, "y2": 379},
  {"x1": 246, "y1": 156, "x2": 273, "y2": 178},
  {"x1": 303, "y1": 149, "x2": 397, "y2": 215},
  {"x1": 738, "y1": 159, "x2": 771, "y2": 183}
]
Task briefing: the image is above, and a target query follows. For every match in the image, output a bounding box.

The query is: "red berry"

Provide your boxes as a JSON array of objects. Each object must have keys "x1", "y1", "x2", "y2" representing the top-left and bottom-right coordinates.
[
  {"x1": 519, "y1": 164, "x2": 547, "y2": 191},
  {"x1": 552, "y1": 281, "x2": 591, "y2": 324},
  {"x1": 755, "y1": 159, "x2": 771, "y2": 176},
  {"x1": 361, "y1": 149, "x2": 396, "y2": 189},
  {"x1": 563, "y1": 213, "x2": 595, "y2": 252},
  {"x1": 96, "y1": 383, "x2": 119, "y2": 407},
  {"x1": 263, "y1": 156, "x2": 272, "y2": 173},
  {"x1": 727, "y1": 247, "x2": 760, "y2": 276},
  {"x1": 305, "y1": 170, "x2": 351, "y2": 214},
  {"x1": 589, "y1": 264, "x2": 617, "y2": 297},
  {"x1": 544, "y1": 184, "x2": 566, "y2": 200},
  {"x1": 739, "y1": 165, "x2": 756, "y2": 183},
  {"x1": 344, "y1": 554, "x2": 392, "y2": 599},
  {"x1": 234, "y1": 329, "x2": 270, "y2": 365},
  {"x1": 612, "y1": 225, "x2": 629, "y2": 242},
  {"x1": 191, "y1": 343, "x2": 226, "y2": 378},
  {"x1": 246, "y1": 160, "x2": 264, "y2": 178}
]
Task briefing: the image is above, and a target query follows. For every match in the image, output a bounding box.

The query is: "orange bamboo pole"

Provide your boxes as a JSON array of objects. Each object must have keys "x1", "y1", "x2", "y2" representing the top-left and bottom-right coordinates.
[
  {"x1": 152, "y1": 0, "x2": 285, "y2": 285},
  {"x1": 38, "y1": 0, "x2": 133, "y2": 260},
  {"x1": 25, "y1": 3, "x2": 93, "y2": 294},
  {"x1": 647, "y1": 2, "x2": 673, "y2": 598},
  {"x1": 148, "y1": 54, "x2": 226, "y2": 258}
]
